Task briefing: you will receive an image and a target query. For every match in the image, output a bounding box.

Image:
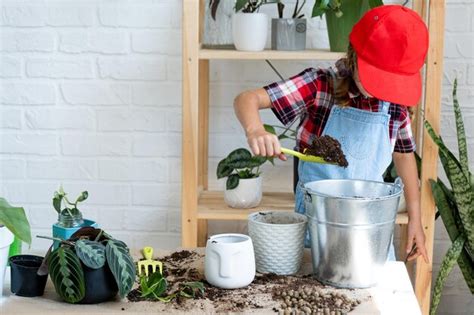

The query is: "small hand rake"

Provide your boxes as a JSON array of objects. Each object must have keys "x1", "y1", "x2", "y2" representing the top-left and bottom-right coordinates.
[{"x1": 137, "y1": 246, "x2": 163, "y2": 276}]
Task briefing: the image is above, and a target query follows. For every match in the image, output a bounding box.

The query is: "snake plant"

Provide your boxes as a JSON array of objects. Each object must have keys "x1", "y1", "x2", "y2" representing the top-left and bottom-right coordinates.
[{"x1": 425, "y1": 79, "x2": 474, "y2": 315}]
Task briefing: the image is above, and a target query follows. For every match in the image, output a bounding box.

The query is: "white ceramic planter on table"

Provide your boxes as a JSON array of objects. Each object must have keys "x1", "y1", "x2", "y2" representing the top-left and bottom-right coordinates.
[
  {"x1": 224, "y1": 177, "x2": 262, "y2": 209},
  {"x1": 0, "y1": 226, "x2": 14, "y2": 298},
  {"x1": 232, "y1": 13, "x2": 268, "y2": 51}
]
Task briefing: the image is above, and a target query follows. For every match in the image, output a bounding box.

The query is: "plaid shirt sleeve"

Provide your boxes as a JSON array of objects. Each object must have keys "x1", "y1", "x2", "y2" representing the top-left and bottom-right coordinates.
[
  {"x1": 263, "y1": 68, "x2": 323, "y2": 126},
  {"x1": 394, "y1": 107, "x2": 416, "y2": 153}
]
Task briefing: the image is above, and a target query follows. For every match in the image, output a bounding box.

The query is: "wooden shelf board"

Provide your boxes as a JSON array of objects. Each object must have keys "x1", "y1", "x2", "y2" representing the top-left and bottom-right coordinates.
[
  {"x1": 199, "y1": 48, "x2": 345, "y2": 60},
  {"x1": 197, "y1": 191, "x2": 409, "y2": 224}
]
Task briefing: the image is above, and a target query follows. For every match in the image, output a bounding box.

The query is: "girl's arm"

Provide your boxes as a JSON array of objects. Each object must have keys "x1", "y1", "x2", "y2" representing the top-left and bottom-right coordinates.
[
  {"x1": 393, "y1": 151, "x2": 429, "y2": 263},
  {"x1": 234, "y1": 89, "x2": 286, "y2": 160}
]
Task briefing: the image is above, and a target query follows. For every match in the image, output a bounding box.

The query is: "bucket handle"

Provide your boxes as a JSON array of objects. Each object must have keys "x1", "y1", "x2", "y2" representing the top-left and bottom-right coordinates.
[{"x1": 393, "y1": 177, "x2": 404, "y2": 193}]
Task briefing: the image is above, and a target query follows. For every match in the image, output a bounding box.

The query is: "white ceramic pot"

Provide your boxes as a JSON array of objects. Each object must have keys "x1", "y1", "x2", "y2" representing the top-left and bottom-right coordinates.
[
  {"x1": 232, "y1": 13, "x2": 268, "y2": 51},
  {"x1": 0, "y1": 226, "x2": 14, "y2": 298},
  {"x1": 248, "y1": 211, "x2": 307, "y2": 275},
  {"x1": 204, "y1": 233, "x2": 255, "y2": 289},
  {"x1": 224, "y1": 177, "x2": 262, "y2": 209}
]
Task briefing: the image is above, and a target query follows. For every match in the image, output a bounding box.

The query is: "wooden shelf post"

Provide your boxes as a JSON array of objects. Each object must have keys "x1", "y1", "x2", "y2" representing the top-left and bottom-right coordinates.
[
  {"x1": 415, "y1": 0, "x2": 446, "y2": 313},
  {"x1": 182, "y1": 0, "x2": 201, "y2": 247}
]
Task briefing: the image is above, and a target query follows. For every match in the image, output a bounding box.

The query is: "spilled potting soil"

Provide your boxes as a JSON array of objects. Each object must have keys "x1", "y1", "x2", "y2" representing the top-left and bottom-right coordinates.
[
  {"x1": 303, "y1": 135, "x2": 348, "y2": 167},
  {"x1": 127, "y1": 250, "x2": 368, "y2": 313}
]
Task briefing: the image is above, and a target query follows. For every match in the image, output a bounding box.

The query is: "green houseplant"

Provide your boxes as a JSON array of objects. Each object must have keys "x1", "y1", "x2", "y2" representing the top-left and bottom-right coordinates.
[
  {"x1": 312, "y1": 0, "x2": 384, "y2": 52},
  {"x1": 217, "y1": 148, "x2": 272, "y2": 208},
  {"x1": 40, "y1": 227, "x2": 135, "y2": 304},
  {"x1": 52, "y1": 186, "x2": 98, "y2": 248},
  {"x1": 424, "y1": 79, "x2": 474, "y2": 315},
  {"x1": 0, "y1": 198, "x2": 31, "y2": 298}
]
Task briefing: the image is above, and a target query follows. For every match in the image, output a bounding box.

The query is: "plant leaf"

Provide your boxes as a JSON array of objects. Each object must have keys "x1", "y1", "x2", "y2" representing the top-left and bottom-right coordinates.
[
  {"x1": 140, "y1": 271, "x2": 167, "y2": 298},
  {"x1": 368, "y1": 0, "x2": 384, "y2": 8},
  {"x1": 226, "y1": 174, "x2": 240, "y2": 190},
  {"x1": 217, "y1": 159, "x2": 233, "y2": 179},
  {"x1": 209, "y1": 0, "x2": 220, "y2": 20},
  {"x1": 48, "y1": 247, "x2": 85, "y2": 304},
  {"x1": 225, "y1": 148, "x2": 253, "y2": 169},
  {"x1": 425, "y1": 120, "x2": 474, "y2": 256},
  {"x1": 76, "y1": 191, "x2": 88, "y2": 203},
  {"x1": 106, "y1": 240, "x2": 136, "y2": 298},
  {"x1": 0, "y1": 198, "x2": 31, "y2": 244},
  {"x1": 311, "y1": 0, "x2": 325, "y2": 17},
  {"x1": 53, "y1": 192, "x2": 63, "y2": 213},
  {"x1": 452, "y1": 78, "x2": 469, "y2": 180},
  {"x1": 430, "y1": 235, "x2": 465, "y2": 315},
  {"x1": 264, "y1": 124, "x2": 276, "y2": 135},
  {"x1": 180, "y1": 281, "x2": 205, "y2": 298},
  {"x1": 431, "y1": 180, "x2": 474, "y2": 293},
  {"x1": 75, "y1": 240, "x2": 106, "y2": 269},
  {"x1": 235, "y1": 0, "x2": 249, "y2": 12}
]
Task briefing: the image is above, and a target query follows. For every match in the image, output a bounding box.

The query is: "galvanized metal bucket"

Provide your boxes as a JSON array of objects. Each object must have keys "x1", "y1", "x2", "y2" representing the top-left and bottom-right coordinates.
[{"x1": 303, "y1": 179, "x2": 403, "y2": 288}]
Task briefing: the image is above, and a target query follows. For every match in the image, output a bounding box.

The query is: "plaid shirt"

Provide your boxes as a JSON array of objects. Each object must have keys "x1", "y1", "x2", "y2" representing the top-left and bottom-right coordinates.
[{"x1": 264, "y1": 68, "x2": 416, "y2": 153}]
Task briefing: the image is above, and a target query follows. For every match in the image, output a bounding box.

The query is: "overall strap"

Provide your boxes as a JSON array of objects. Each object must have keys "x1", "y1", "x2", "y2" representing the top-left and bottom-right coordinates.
[{"x1": 379, "y1": 101, "x2": 391, "y2": 114}]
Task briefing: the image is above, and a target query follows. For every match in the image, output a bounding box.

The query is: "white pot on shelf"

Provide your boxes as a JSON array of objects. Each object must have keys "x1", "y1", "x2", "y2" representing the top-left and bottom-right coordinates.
[
  {"x1": 224, "y1": 177, "x2": 262, "y2": 209},
  {"x1": 0, "y1": 226, "x2": 14, "y2": 298},
  {"x1": 232, "y1": 13, "x2": 268, "y2": 51}
]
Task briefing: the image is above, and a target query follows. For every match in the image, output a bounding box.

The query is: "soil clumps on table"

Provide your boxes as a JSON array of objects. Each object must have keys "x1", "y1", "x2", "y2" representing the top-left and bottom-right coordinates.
[{"x1": 127, "y1": 250, "x2": 365, "y2": 314}]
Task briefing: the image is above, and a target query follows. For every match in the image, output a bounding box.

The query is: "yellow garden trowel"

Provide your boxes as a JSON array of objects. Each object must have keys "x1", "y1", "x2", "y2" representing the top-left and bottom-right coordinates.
[
  {"x1": 138, "y1": 246, "x2": 163, "y2": 276},
  {"x1": 281, "y1": 147, "x2": 336, "y2": 164}
]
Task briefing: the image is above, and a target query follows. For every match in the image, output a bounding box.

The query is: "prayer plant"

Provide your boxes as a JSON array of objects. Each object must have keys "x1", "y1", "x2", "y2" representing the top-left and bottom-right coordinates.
[{"x1": 425, "y1": 79, "x2": 474, "y2": 315}]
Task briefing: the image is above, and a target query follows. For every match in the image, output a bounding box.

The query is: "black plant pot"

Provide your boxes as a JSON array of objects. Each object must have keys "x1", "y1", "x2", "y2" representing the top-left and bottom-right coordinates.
[
  {"x1": 79, "y1": 263, "x2": 118, "y2": 304},
  {"x1": 9, "y1": 255, "x2": 48, "y2": 297}
]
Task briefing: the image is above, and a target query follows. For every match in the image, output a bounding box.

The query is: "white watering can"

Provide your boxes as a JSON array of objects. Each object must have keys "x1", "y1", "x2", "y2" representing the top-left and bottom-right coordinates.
[{"x1": 204, "y1": 233, "x2": 255, "y2": 289}]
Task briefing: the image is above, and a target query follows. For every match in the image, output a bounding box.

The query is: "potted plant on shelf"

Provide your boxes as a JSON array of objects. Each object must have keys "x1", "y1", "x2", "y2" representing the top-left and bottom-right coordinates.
[
  {"x1": 52, "y1": 186, "x2": 98, "y2": 248},
  {"x1": 271, "y1": 0, "x2": 307, "y2": 51},
  {"x1": 217, "y1": 148, "x2": 272, "y2": 208},
  {"x1": 0, "y1": 198, "x2": 31, "y2": 298},
  {"x1": 312, "y1": 0, "x2": 383, "y2": 52},
  {"x1": 39, "y1": 227, "x2": 135, "y2": 304},
  {"x1": 211, "y1": 0, "x2": 278, "y2": 51},
  {"x1": 424, "y1": 80, "x2": 474, "y2": 315}
]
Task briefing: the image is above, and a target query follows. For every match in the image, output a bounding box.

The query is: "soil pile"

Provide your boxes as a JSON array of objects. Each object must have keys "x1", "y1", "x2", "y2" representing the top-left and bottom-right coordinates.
[
  {"x1": 303, "y1": 136, "x2": 348, "y2": 167},
  {"x1": 127, "y1": 250, "x2": 366, "y2": 313}
]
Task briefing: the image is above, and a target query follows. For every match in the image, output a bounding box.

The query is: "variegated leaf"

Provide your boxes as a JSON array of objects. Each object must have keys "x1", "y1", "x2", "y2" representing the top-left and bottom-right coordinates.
[
  {"x1": 105, "y1": 240, "x2": 136, "y2": 298},
  {"x1": 75, "y1": 239, "x2": 106, "y2": 269},
  {"x1": 431, "y1": 180, "x2": 474, "y2": 293},
  {"x1": 48, "y1": 247, "x2": 85, "y2": 303},
  {"x1": 452, "y1": 79, "x2": 469, "y2": 179},
  {"x1": 430, "y1": 235, "x2": 465, "y2": 315}
]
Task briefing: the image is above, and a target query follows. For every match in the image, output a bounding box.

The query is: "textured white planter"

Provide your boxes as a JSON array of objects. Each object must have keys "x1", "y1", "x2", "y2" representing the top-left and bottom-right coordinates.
[
  {"x1": 0, "y1": 226, "x2": 14, "y2": 298},
  {"x1": 248, "y1": 211, "x2": 307, "y2": 275},
  {"x1": 204, "y1": 234, "x2": 255, "y2": 289},
  {"x1": 232, "y1": 13, "x2": 268, "y2": 51},
  {"x1": 224, "y1": 177, "x2": 262, "y2": 209}
]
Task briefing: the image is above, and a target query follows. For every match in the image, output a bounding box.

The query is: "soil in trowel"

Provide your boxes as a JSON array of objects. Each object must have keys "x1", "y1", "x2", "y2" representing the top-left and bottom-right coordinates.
[{"x1": 303, "y1": 135, "x2": 349, "y2": 167}]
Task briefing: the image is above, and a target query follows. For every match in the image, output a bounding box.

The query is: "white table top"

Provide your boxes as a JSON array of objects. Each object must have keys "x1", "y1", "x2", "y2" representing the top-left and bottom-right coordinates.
[{"x1": 1, "y1": 250, "x2": 420, "y2": 315}]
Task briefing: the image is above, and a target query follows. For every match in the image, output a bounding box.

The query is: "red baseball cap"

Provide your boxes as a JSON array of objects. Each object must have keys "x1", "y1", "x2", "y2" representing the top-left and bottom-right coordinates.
[{"x1": 349, "y1": 5, "x2": 429, "y2": 106}]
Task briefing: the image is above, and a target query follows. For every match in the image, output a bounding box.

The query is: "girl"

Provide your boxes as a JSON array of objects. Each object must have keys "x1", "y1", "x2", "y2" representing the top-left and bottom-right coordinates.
[{"x1": 233, "y1": 5, "x2": 429, "y2": 263}]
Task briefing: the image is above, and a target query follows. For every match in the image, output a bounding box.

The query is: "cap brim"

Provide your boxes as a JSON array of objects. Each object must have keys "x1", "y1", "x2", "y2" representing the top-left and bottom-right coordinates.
[{"x1": 357, "y1": 56, "x2": 422, "y2": 106}]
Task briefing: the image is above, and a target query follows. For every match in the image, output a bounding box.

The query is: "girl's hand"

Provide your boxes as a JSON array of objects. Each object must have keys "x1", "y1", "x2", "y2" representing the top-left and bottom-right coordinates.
[
  {"x1": 406, "y1": 220, "x2": 429, "y2": 263},
  {"x1": 246, "y1": 128, "x2": 287, "y2": 161}
]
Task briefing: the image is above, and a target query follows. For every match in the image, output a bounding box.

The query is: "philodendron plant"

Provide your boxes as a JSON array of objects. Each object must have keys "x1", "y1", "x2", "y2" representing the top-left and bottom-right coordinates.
[
  {"x1": 217, "y1": 148, "x2": 272, "y2": 190},
  {"x1": 40, "y1": 227, "x2": 135, "y2": 303},
  {"x1": 0, "y1": 197, "x2": 31, "y2": 245},
  {"x1": 53, "y1": 185, "x2": 88, "y2": 227},
  {"x1": 425, "y1": 79, "x2": 474, "y2": 315}
]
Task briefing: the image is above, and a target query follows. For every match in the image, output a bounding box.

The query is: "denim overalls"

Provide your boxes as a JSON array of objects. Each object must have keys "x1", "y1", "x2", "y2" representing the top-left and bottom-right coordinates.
[{"x1": 294, "y1": 96, "x2": 397, "y2": 261}]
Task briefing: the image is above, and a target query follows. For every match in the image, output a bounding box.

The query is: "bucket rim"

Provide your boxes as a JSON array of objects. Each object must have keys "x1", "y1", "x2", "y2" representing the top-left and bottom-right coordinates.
[
  {"x1": 248, "y1": 211, "x2": 308, "y2": 227},
  {"x1": 303, "y1": 179, "x2": 403, "y2": 201}
]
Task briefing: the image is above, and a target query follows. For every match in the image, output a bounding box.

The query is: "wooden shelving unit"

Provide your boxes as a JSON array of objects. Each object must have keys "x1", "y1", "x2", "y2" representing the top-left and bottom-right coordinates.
[{"x1": 182, "y1": 1, "x2": 445, "y2": 314}]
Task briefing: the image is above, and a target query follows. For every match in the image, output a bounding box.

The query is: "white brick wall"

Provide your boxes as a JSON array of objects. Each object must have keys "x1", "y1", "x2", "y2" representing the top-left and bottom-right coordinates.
[{"x1": 0, "y1": 0, "x2": 472, "y2": 313}]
